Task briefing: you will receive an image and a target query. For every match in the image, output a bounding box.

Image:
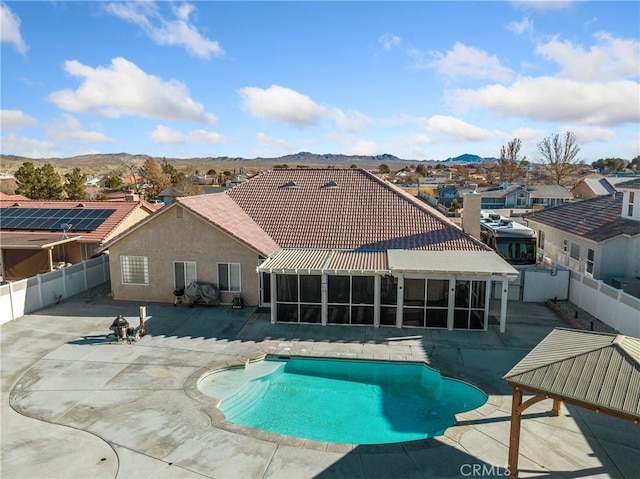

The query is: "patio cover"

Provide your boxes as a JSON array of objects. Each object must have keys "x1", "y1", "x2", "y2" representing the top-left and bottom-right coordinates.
[
  {"x1": 502, "y1": 328, "x2": 640, "y2": 477},
  {"x1": 257, "y1": 248, "x2": 518, "y2": 278},
  {"x1": 257, "y1": 249, "x2": 388, "y2": 275},
  {"x1": 387, "y1": 250, "x2": 518, "y2": 277}
]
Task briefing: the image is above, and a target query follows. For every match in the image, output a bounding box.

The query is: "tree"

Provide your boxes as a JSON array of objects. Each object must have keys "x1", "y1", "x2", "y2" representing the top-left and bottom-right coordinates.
[
  {"x1": 379, "y1": 164, "x2": 390, "y2": 174},
  {"x1": 630, "y1": 156, "x2": 640, "y2": 172},
  {"x1": 64, "y1": 167, "x2": 87, "y2": 200},
  {"x1": 14, "y1": 162, "x2": 39, "y2": 198},
  {"x1": 536, "y1": 132, "x2": 581, "y2": 185},
  {"x1": 14, "y1": 162, "x2": 65, "y2": 199},
  {"x1": 415, "y1": 164, "x2": 427, "y2": 176},
  {"x1": 140, "y1": 158, "x2": 170, "y2": 199},
  {"x1": 497, "y1": 138, "x2": 528, "y2": 183},
  {"x1": 592, "y1": 158, "x2": 629, "y2": 173},
  {"x1": 449, "y1": 198, "x2": 462, "y2": 214},
  {"x1": 161, "y1": 159, "x2": 180, "y2": 183},
  {"x1": 37, "y1": 164, "x2": 65, "y2": 199},
  {"x1": 104, "y1": 174, "x2": 122, "y2": 189}
]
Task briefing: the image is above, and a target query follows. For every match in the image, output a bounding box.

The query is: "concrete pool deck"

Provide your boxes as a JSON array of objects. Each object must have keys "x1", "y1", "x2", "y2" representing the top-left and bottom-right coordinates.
[{"x1": 1, "y1": 296, "x2": 637, "y2": 478}]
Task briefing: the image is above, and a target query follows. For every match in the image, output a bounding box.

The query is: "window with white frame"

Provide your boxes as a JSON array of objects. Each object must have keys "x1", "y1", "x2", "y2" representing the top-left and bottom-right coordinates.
[
  {"x1": 174, "y1": 261, "x2": 197, "y2": 290},
  {"x1": 121, "y1": 256, "x2": 149, "y2": 284},
  {"x1": 563, "y1": 238, "x2": 568, "y2": 253},
  {"x1": 218, "y1": 263, "x2": 241, "y2": 292},
  {"x1": 586, "y1": 249, "x2": 595, "y2": 275},
  {"x1": 628, "y1": 192, "x2": 635, "y2": 217},
  {"x1": 538, "y1": 230, "x2": 545, "y2": 250}
]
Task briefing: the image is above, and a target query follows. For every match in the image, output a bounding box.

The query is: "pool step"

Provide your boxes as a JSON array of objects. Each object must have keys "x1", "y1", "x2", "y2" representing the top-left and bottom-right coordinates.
[{"x1": 222, "y1": 378, "x2": 270, "y2": 418}]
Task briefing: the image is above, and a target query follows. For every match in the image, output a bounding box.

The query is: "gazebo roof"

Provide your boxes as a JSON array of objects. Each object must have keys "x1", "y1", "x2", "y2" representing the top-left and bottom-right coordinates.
[{"x1": 504, "y1": 328, "x2": 640, "y2": 421}]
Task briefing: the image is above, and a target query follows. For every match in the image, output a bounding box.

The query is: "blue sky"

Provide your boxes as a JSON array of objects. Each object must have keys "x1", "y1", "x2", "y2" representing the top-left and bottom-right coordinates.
[{"x1": 1, "y1": 1, "x2": 639, "y2": 163}]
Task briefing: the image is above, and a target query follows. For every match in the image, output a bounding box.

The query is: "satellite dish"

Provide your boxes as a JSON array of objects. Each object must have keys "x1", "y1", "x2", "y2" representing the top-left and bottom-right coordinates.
[{"x1": 61, "y1": 223, "x2": 72, "y2": 238}]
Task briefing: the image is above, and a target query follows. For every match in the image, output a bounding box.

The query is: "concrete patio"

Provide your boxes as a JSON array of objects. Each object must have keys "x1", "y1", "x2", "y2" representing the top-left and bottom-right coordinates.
[{"x1": 1, "y1": 294, "x2": 637, "y2": 478}]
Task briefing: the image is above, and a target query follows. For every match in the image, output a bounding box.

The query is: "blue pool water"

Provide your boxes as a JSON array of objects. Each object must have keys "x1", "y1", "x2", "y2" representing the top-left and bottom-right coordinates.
[{"x1": 198, "y1": 357, "x2": 487, "y2": 444}]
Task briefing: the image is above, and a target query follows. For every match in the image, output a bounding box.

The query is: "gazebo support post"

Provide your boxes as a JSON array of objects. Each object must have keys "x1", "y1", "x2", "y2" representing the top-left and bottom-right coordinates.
[
  {"x1": 551, "y1": 398, "x2": 562, "y2": 416},
  {"x1": 508, "y1": 387, "x2": 523, "y2": 478}
]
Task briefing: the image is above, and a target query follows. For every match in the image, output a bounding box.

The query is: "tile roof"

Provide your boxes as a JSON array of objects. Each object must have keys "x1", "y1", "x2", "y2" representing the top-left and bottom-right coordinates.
[
  {"x1": 225, "y1": 169, "x2": 488, "y2": 251},
  {"x1": 0, "y1": 199, "x2": 153, "y2": 244},
  {"x1": 176, "y1": 194, "x2": 279, "y2": 257},
  {"x1": 616, "y1": 177, "x2": 640, "y2": 190},
  {"x1": 523, "y1": 192, "x2": 640, "y2": 241},
  {"x1": 504, "y1": 328, "x2": 640, "y2": 420}
]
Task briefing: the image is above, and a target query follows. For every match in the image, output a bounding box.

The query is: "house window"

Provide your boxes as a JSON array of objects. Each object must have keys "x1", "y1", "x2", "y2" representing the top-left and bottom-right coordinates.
[
  {"x1": 538, "y1": 230, "x2": 545, "y2": 250},
  {"x1": 563, "y1": 238, "x2": 568, "y2": 253},
  {"x1": 570, "y1": 243, "x2": 580, "y2": 260},
  {"x1": 121, "y1": 256, "x2": 148, "y2": 285},
  {"x1": 586, "y1": 249, "x2": 595, "y2": 275},
  {"x1": 218, "y1": 263, "x2": 241, "y2": 292},
  {"x1": 629, "y1": 192, "x2": 635, "y2": 217},
  {"x1": 174, "y1": 261, "x2": 197, "y2": 290}
]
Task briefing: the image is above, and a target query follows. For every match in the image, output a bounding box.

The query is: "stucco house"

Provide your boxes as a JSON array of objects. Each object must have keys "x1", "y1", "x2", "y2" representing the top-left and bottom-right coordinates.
[
  {"x1": 523, "y1": 178, "x2": 640, "y2": 293},
  {"x1": 104, "y1": 169, "x2": 518, "y2": 331},
  {"x1": 436, "y1": 183, "x2": 573, "y2": 211},
  {"x1": 570, "y1": 176, "x2": 639, "y2": 200},
  {"x1": 0, "y1": 199, "x2": 159, "y2": 281}
]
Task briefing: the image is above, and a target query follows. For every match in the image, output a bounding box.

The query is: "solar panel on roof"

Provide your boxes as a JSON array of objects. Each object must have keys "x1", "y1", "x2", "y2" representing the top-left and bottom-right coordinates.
[{"x1": 0, "y1": 207, "x2": 116, "y2": 232}]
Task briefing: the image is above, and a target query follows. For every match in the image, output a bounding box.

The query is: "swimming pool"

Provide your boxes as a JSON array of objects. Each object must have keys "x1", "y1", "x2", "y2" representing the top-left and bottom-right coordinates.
[{"x1": 198, "y1": 356, "x2": 487, "y2": 444}]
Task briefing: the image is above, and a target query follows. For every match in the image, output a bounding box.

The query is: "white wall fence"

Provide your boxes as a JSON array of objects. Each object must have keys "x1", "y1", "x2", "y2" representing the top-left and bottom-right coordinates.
[
  {"x1": 569, "y1": 270, "x2": 640, "y2": 338},
  {"x1": 0, "y1": 255, "x2": 109, "y2": 325}
]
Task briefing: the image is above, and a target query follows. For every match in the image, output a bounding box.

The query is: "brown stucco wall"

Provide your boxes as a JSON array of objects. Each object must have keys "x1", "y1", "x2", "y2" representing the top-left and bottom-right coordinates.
[{"x1": 108, "y1": 204, "x2": 262, "y2": 305}]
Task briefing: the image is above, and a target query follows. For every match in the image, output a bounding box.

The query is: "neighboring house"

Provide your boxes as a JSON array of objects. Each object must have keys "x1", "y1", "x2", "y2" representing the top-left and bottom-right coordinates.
[
  {"x1": 0, "y1": 199, "x2": 159, "y2": 281},
  {"x1": 478, "y1": 184, "x2": 573, "y2": 210},
  {"x1": 436, "y1": 183, "x2": 573, "y2": 211},
  {"x1": 570, "y1": 176, "x2": 639, "y2": 200},
  {"x1": 104, "y1": 169, "x2": 518, "y2": 331},
  {"x1": 523, "y1": 178, "x2": 640, "y2": 293}
]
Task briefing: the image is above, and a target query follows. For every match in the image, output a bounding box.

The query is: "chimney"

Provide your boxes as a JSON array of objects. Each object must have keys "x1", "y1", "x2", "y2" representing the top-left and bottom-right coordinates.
[
  {"x1": 462, "y1": 188, "x2": 481, "y2": 240},
  {"x1": 124, "y1": 193, "x2": 140, "y2": 202}
]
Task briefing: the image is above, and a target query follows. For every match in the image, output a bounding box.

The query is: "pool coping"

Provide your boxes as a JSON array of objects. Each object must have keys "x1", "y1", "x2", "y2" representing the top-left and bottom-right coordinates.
[{"x1": 184, "y1": 351, "x2": 500, "y2": 454}]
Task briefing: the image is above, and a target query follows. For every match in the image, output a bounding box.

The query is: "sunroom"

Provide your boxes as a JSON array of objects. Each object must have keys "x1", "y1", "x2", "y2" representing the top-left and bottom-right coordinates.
[{"x1": 258, "y1": 248, "x2": 518, "y2": 332}]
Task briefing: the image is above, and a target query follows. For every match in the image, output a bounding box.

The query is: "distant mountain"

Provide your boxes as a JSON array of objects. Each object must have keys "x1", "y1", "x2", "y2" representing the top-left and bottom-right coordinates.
[
  {"x1": 442, "y1": 154, "x2": 497, "y2": 164},
  {"x1": 1, "y1": 151, "x2": 495, "y2": 175}
]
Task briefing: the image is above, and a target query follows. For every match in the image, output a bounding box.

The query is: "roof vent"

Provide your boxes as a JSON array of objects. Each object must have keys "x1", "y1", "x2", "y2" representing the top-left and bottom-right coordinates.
[
  {"x1": 321, "y1": 181, "x2": 338, "y2": 189},
  {"x1": 76, "y1": 203, "x2": 86, "y2": 207},
  {"x1": 12, "y1": 202, "x2": 21, "y2": 206},
  {"x1": 279, "y1": 181, "x2": 298, "y2": 189}
]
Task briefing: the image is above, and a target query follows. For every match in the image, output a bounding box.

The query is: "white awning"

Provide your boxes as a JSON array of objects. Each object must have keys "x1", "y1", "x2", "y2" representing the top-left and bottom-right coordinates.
[
  {"x1": 387, "y1": 250, "x2": 518, "y2": 277},
  {"x1": 258, "y1": 248, "x2": 518, "y2": 279}
]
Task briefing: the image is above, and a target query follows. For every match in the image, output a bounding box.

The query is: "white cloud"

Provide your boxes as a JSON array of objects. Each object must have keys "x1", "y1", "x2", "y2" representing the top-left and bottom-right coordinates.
[
  {"x1": 45, "y1": 114, "x2": 114, "y2": 143},
  {"x1": 536, "y1": 32, "x2": 640, "y2": 81},
  {"x1": 511, "y1": 127, "x2": 543, "y2": 143},
  {"x1": 327, "y1": 133, "x2": 381, "y2": 156},
  {"x1": 506, "y1": 17, "x2": 534, "y2": 37},
  {"x1": 564, "y1": 125, "x2": 616, "y2": 144},
  {"x1": 0, "y1": 132, "x2": 56, "y2": 157},
  {"x1": 420, "y1": 115, "x2": 495, "y2": 142},
  {"x1": 428, "y1": 43, "x2": 514, "y2": 82},
  {"x1": 239, "y1": 85, "x2": 325, "y2": 128},
  {"x1": 450, "y1": 77, "x2": 639, "y2": 126},
  {"x1": 104, "y1": 1, "x2": 223, "y2": 59},
  {"x1": 255, "y1": 132, "x2": 296, "y2": 152},
  {"x1": 49, "y1": 57, "x2": 217, "y2": 123},
  {"x1": 149, "y1": 124, "x2": 229, "y2": 144},
  {"x1": 1, "y1": 109, "x2": 36, "y2": 129},
  {"x1": 0, "y1": 3, "x2": 28, "y2": 55},
  {"x1": 379, "y1": 33, "x2": 401, "y2": 51},
  {"x1": 330, "y1": 108, "x2": 372, "y2": 132},
  {"x1": 238, "y1": 85, "x2": 371, "y2": 132}
]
